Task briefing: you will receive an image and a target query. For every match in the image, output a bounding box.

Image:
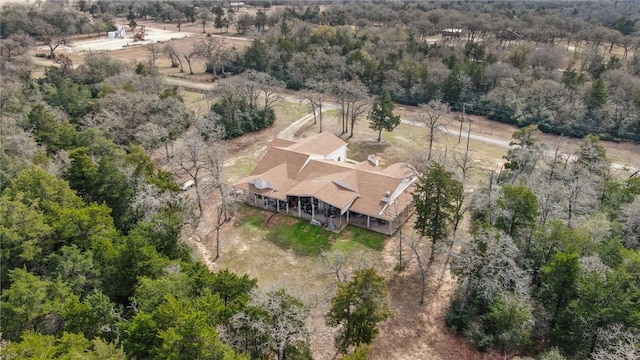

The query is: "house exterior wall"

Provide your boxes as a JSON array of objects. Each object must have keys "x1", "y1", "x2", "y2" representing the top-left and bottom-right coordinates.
[
  {"x1": 238, "y1": 189, "x2": 413, "y2": 236},
  {"x1": 325, "y1": 145, "x2": 347, "y2": 162}
]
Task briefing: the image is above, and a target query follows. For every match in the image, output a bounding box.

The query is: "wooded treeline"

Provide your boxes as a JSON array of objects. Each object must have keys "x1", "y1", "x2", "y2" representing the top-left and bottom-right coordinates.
[
  {"x1": 2, "y1": 1, "x2": 639, "y2": 142},
  {"x1": 425, "y1": 126, "x2": 640, "y2": 359},
  {"x1": 0, "y1": 21, "x2": 394, "y2": 358},
  {"x1": 2, "y1": 1, "x2": 640, "y2": 359},
  {"x1": 0, "y1": 39, "x2": 317, "y2": 358},
  {"x1": 225, "y1": 2, "x2": 640, "y2": 142}
]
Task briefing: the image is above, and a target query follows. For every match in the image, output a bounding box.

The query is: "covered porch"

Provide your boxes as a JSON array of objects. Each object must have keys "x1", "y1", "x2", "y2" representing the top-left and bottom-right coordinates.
[
  {"x1": 347, "y1": 211, "x2": 392, "y2": 235},
  {"x1": 288, "y1": 195, "x2": 349, "y2": 233}
]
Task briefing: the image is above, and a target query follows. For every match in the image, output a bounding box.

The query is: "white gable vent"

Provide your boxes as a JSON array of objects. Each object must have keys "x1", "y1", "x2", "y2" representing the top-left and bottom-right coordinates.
[{"x1": 367, "y1": 154, "x2": 379, "y2": 166}]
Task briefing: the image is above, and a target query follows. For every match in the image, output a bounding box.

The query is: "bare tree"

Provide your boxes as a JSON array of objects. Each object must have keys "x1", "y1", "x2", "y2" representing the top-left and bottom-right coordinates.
[
  {"x1": 145, "y1": 96, "x2": 194, "y2": 141},
  {"x1": 202, "y1": 139, "x2": 233, "y2": 260},
  {"x1": 620, "y1": 198, "x2": 640, "y2": 248},
  {"x1": 226, "y1": 288, "x2": 310, "y2": 360},
  {"x1": 244, "y1": 71, "x2": 284, "y2": 112},
  {"x1": 299, "y1": 90, "x2": 318, "y2": 125},
  {"x1": 562, "y1": 165, "x2": 600, "y2": 228},
  {"x1": 146, "y1": 43, "x2": 162, "y2": 69},
  {"x1": 88, "y1": 91, "x2": 148, "y2": 144},
  {"x1": 182, "y1": 43, "x2": 201, "y2": 75},
  {"x1": 198, "y1": 7, "x2": 211, "y2": 33},
  {"x1": 320, "y1": 249, "x2": 372, "y2": 286},
  {"x1": 164, "y1": 43, "x2": 183, "y2": 72},
  {"x1": 302, "y1": 80, "x2": 331, "y2": 133},
  {"x1": 452, "y1": 120, "x2": 474, "y2": 182},
  {"x1": 592, "y1": 324, "x2": 640, "y2": 360},
  {"x1": 333, "y1": 80, "x2": 371, "y2": 138},
  {"x1": 132, "y1": 183, "x2": 184, "y2": 222},
  {"x1": 172, "y1": 132, "x2": 207, "y2": 218},
  {"x1": 382, "y1": 200, "x2": 410, "y2": 272},
  {"x1": 134, "y1": 122, "x2": 169, "y2": 157},
  {"x1": 228, "y1": 70, "x2": 265, "y2": 110},
  {"x1": 416, "y1": 100, "x2": 450, "y2": 161},
  {"x1": 451, "y1": 228, "x2": 530, "y2": 314},
  {"x1": 534, "y1": 175, "x2": 568, "y2": 227},
  {"x1": 0, "y1": 34, "x2": 33, "y2": 64},
  {"x1": 320, "y1": 250, "x2": 351, "y2": 284},
  {"x1": 198, "y1": 37, "x2": 228, "y2": 78},
  {"x1": 409, "y1": 235, "x2": 428, "y2": 305}
]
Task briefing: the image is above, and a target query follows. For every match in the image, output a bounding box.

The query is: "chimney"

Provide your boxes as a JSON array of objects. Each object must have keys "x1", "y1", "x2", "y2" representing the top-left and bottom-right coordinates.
[{"x1": 367, "y1": 154, "x2": 379, "y2": 166}]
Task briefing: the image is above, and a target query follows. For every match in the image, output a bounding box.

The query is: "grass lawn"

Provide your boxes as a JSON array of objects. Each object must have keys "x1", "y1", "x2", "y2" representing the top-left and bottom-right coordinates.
[
  {"x1": 181, "y1": 90, "x2": 210, "y2": 114},
  {"x1": 225, "y1": 156, "x2": 257, "y2": 183},
  {"x1": 266, "y1": 220, "x2": 333, "y2": 255},
  {"x1": 274, "y1": 100, "x2": 311, "y2": 125},
  {"x1": 240, "y1": 206, "x2": 387, "y2": 256}
]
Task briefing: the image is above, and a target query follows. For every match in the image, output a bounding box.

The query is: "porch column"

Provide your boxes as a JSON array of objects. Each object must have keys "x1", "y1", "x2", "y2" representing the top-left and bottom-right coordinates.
[
  {"x1": 389, "y1": 221, "x2": 392, "y2": 235},
  {"x1": 367, "y1": 215, "x2": 370, "y2": 229},
  {"x1": 286, "y1": 202, "x2": 289, "y2": 214},
  {"x1": 277, "y1": 200, "x2": 280, "y2": 213},
  {"x1": 254, "y1": 194, "x2": 257, "y2": 206},
  {"x1": 311, "y1": 197, "x2": 315, "y2": 220},
  {"x1": 298, "y1": 196, "x2": 301, "y2": 217}
]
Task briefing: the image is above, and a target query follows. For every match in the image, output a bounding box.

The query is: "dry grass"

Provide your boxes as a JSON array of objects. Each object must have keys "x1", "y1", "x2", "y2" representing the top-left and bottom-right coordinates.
[{"x1": 194, "y1": 102, "x2": 506, "y2": 360}]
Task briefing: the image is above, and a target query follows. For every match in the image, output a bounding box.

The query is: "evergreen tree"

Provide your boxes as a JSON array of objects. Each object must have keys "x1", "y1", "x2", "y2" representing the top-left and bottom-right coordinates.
[
  {"x1": 368, "y1": 91, "x2": 400, "y2": 142},
  {"x1": 413, "y1": 163, "x2": 463, "y2": 262},
  {"x1": 326, "y1": 268, "x2": 392, "y2": 354},
  {"x1": 495, "y1": 184, "x2": 540, "y2": 238},
  {"x1": 585, "y1": 79, "x2": 608, "y2": 111}
]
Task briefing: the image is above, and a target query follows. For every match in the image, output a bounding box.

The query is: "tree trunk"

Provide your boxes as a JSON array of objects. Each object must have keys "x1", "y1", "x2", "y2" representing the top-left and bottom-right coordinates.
[
  {"x1": 377, "y1": 128, "x2": 382, "y2": 142},
  {"x1": 215, "y1": 204, "x2": 222, "y2": 260},
  {"x1": 310, "y1": 102, "x2": 317, "y2": 124},
  {"x1": 164, "y1": 143, "x2": 171, "y2": 161},
  {"x1": 194, "y1": 182, "x2": 203, "y2": 218},
  {"x1": 458, "y1": 279, "x2": 470, "y2": 315},
  {"x1": 428, "y1": 131, "x2": 434, "y2": 160},
  {"x1": 318, "y1": 103, "x2": 323, "y2": 133},
  {"x1": 397, "y1": 226, "x2": 403, "y2": 271},
  {"x1": 428, "y1": 239, "x2": 435, "y2": 265},
  {"x1": 184, "y1": 55, "x2": 194, "y2": 75},
  {"x1": 411, "y1": 241, "x2": 427, "y2": 305}
]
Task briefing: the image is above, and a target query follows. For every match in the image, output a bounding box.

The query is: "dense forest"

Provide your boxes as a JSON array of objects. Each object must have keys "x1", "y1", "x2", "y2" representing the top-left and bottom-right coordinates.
[
  {"x1": 2, "y1": 0, "x2": 640, "y2": 141},
  {"x1": 0, "y1": 34, "x2": 312, "y2": 360},
  {"x1": 228, "y1": 1, "x2": 640, "y2": 142},
  {"x1": 446, "y1": 129, "x2": 640, "y2": 359},
  {"x1": 1, "y1": 1, "x2": 640, "y2": 359}
]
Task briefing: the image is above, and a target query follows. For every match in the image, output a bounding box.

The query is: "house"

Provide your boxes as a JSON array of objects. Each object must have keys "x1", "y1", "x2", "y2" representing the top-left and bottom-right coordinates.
[
  {"x1": 442, "y1": 28, "x2": 464, "y2": 40},
  {"x1": 232, "y1": 132, "x2": 418, "y2": 235}
]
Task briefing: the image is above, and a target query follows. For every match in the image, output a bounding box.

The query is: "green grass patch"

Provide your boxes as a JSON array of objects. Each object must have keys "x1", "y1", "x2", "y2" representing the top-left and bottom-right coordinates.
[
  {"x1": 265, "y1": 220, "x2": 332, "y2": 256},
  {"x1": 238, "y1": 207, "x2": 388, "y2": 256},
  {"x1": 346, "y1": 226, "x2": 387, "y2": 250},
  {"x1": 238, "y1": 206, "x2": 265, "y2": 228}
]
